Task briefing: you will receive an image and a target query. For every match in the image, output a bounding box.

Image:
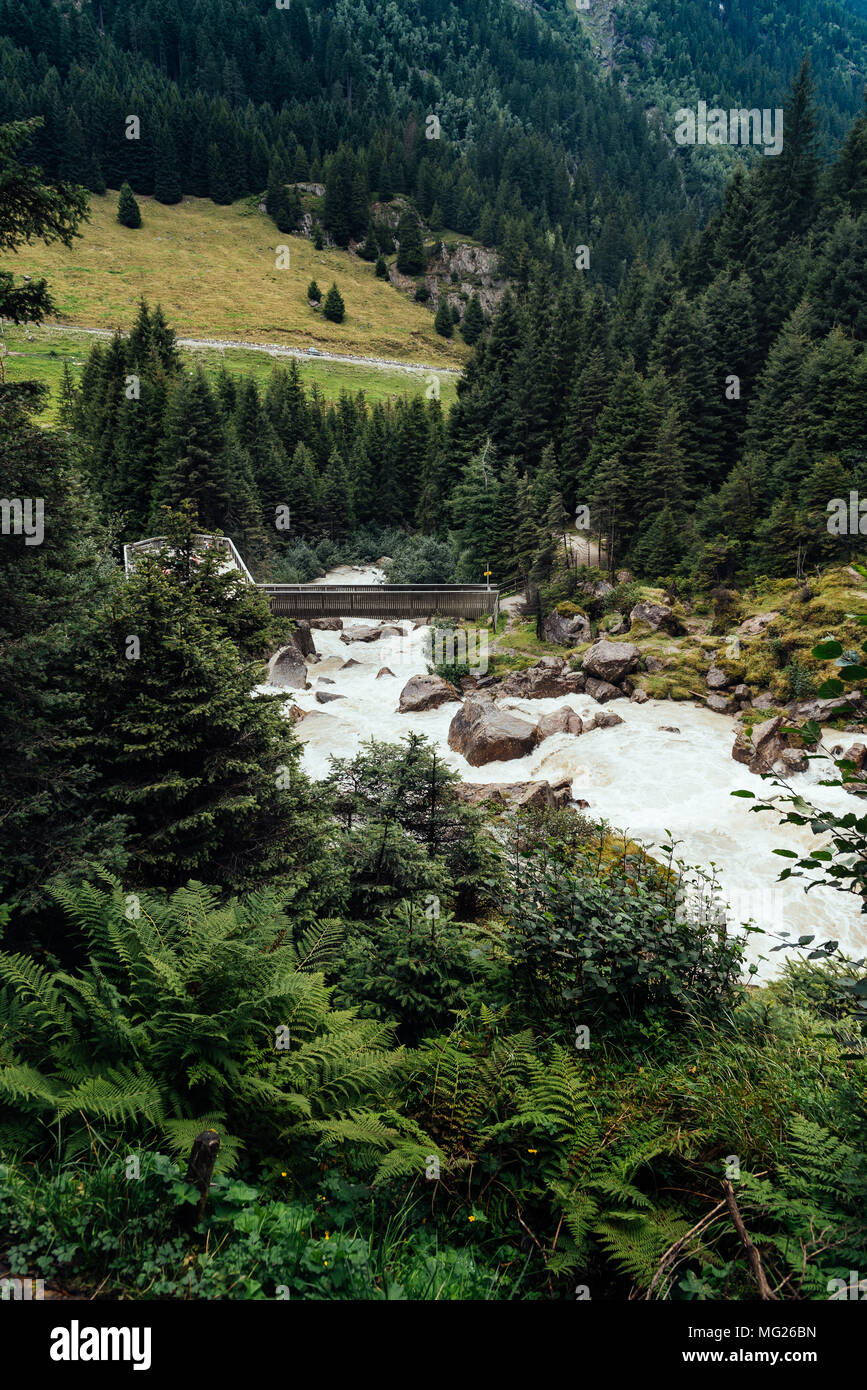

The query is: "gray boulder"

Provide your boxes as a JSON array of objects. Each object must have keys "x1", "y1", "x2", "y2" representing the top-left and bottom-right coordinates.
[
  {"x1": 269, "y1": 644, "x2": 310, "y2": 690},
  {"x1": 340, "y1": 623, "x2": 403, "y2": 644},
  {"x1": 706, "y1": 666, "x2": 731, "y2": 690},
  {"x1": 448, "y1": 694, "x2": 539, "y2": 766},
  {"x1": 398, "y1": 674, "x2": 462, "y2": 712},
  {"x1": 498, "y1": 657, "x2": 585, "y2": 700},
  {"x1": 584, "y1": 677, "x2": 623, "y2": 703},
  {"x1": 581, "y1": 640, "x2": 641, "y2": 685},
  {"x1": 536, "y1": 707, "x2": 584, "y2": 742},
  {"x1": 543, "y1": 608, "x2": 592, "y2": 645},
  {"x1": 629, "y1": 601, "x2": 681, "y2": 635}
]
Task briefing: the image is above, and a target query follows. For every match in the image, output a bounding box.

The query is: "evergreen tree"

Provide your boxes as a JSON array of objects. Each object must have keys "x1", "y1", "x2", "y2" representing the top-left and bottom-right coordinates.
[
  {"x1": 116, "y1": 180, "x2": 142, "y2": 228},
  {"x1": 307, "y1": 280, "x2": 322, "y2": 302},
  {"x1": 154, "y1": 123, "x2": 182, "y2": 205},
  {"x1": 434, "y1": 299, "x2": 453, "y2": 337},
  {"x1": 396, "y1": 208, "x2": 426, "y2": 274},
  {"x1": 323, "y1": 282, "x2": 345, "y2": 322},
  {"x1": 375, "y1": 254, "x2": 388, "y2": 278},
  {"x1": 461, "y1": 293, "x2": 485, "y2": 345}
]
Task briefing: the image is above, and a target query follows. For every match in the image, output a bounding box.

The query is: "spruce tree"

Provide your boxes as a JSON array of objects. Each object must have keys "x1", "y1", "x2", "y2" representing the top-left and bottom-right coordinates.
[
  {"x1": 461, "y1": 293, "x2": 485, "y2": 345},
  {"x1": 116, "y1": 180, "x2": 142, "y2": 228},
  {"x1": 434, "y1": 298, "x2": 453, "y2": 337},
  {"x1": 154, "y1": 124, "x2": 182, "y2": 205},
  {"x1": 323, "y1": 282, "x2": 345, "y2": 322},
  {"x1": 396, "y1": 208, "x2": 426, "y2": 274},
  {"x1": 375, "y1": 254, "x2": 388, "y2": 278}
]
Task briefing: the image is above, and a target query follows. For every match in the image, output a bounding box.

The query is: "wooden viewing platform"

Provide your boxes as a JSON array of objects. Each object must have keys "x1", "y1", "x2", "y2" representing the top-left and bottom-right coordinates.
[{"x1": 124, "y1": 536, "x2": 499, "y2": 623}]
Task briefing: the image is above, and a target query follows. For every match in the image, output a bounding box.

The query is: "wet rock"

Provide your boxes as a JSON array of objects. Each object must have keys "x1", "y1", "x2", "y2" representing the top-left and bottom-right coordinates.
[
  {"x1": 498, "y1": 657, "x2": 585, "y2": 700},
  {"x1": 732, "y1": 684, "x2": 751, "y2": 701},
  {"x1": 630, "y1": 689, "x2": 649, "y2": 704},
  {"x1": 629, "y1": 601, "x2": 681, "y2": 635},
  {"x1": 706, "y1": 693, "x2": 737, "y2": 714},
  {"x1": 535, "y1": 707, "x2": 584, "y2": 742},
  {"x1": 543, "y1": 608, "x2": 592, "y2": 645},
  {"x1": 706, "y1": 666, "x2": 731, "y2": 690},
  {"x1": 340, "y1": 623, "x2": 403, "y2": 644},
  {"x1": 585, "y1": 711, "x2": 624, "y2": 731},
  {"x1": 448, "y1": 694, "x2": 538, "y2": 766},
  {"x1": 843, "y1": 742, "x2": 867, "y2": 770},
  {"x1": 398, "y1": 674, "x2": 462, "y2": 712},
  {"x1": 779, "y1": 748, "x2": 809, "y2": 774},
  {"x1": 291, "y1": 620, "x2": 317, "y2": 658},
  {"x1": 269, "y1": 644, "x2": 310, "y2": 690},
  {"x1": 376, "y1": 667, "x2": 396, "y2": 679},
  {"x1": 732, "y1": 715, "x2": 786, "y2": 773},
  {"x1": 659, "y1": 726, "x2": 681, "y2": 733},
  {"x1": 309, "y1": 618, "x2": 343, "y2": 631},
  {"x1": 581, "y1": 639, "x2": 641, "y2": 685},
  {"x1": 315, "y1": 691, "x2": 346, "y2": 704},
  {"x1": 340, "y1": 658, "x2": 362, "y2": 669},
  {"x1": 317, "y1": 677, "x2": 335, "y2": 685},
  {"x1": 584, "y1": 677, "x2": 623, "y2": 703}
]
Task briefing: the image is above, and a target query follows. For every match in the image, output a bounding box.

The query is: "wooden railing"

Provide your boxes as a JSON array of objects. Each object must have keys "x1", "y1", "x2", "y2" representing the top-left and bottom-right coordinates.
[{"x1": 261, "y1": 583, "x2": 499, "y2": 622}]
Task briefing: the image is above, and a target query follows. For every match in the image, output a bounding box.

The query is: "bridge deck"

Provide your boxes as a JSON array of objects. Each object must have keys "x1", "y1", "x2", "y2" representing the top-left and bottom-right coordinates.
[{"x1": 261, "y1": 583, "x2": 499, "y2": 621}]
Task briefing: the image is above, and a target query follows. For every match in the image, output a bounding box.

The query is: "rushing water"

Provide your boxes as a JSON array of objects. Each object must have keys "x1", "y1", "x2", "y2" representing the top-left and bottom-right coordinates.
[{"x1": 265, "y1": 565, "x2": 867, "y2": 977}]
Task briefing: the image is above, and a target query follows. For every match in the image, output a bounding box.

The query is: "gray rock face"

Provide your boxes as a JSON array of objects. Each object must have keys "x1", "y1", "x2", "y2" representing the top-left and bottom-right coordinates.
[
  {"x1": 340, "y1": 623, "x2": 403, "y2": 644},
  {"x1": 453, "y1": 779, "x2": 573, "y2": 811},
  {"x1": 543, "y1": 608, "x2": 592, "y2": 646},
  {"x1": 536, "y1": 707, "x2": 584, "y2": 742},
  {"x1": 497, "y1": 657, "x2": 585, "y2": 700},
  {"x1": 584, "y1": 677, "x2": 623, "y2": 703},
  {"x1": 629, "y1": 601, "x2": 681, "y2": 635},
  {"x1": 581, "y1": 640, "x2": 640, "y2": 685},
  {"x1": 269, "y1": 644, "x2": 310, "y2": 690},
  {"x1": 398, "y1": 674, "x2": 462, "y2": 712},
  {"x1": 706, "y1": 666, "x2": 731, "y2": 690},
  {"x1": 447, "y1": 694, "x2": 539, "y2": 766}
]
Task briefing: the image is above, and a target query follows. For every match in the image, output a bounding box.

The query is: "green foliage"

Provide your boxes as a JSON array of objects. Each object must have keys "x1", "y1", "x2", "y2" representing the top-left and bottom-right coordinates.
[
  {"x1": 322, "y1": 282, "x2": 345, "y2": 323},
  {"x1": 0, "y1": 878, "x2": 421, "y2": 1178},
  {"x1": 117, "y1": 181, "x2": 142, "y2": 229}
]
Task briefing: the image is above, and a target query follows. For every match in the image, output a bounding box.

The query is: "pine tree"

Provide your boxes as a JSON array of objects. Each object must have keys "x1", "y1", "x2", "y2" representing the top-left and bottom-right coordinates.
[
  {"x1": 154, "y1": 123, "x2": 182, "y2": 205},
  {"x1": 323, "y1": 282, "x2": 345, "y2": 322},
  {"x1": 375, "y1": 254, "x2": 388, "y2": 278},
  {"x1": 116, "y1": 180, "x2": 142, "y2": 228},
  {"x1": 151, "y1": 369, "x2": 231, "y2": 531},
  {"x1": 358, "y1": 218, "x2": 379, "y2": 261},
  {"x1": 307, "y1": 280, "x2": 322, "y2": 303}
]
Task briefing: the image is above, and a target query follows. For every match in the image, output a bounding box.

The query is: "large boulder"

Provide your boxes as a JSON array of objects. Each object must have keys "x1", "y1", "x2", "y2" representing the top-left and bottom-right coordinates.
[
  {"x1": 498, "y1": 657, "x2": 585, "y2": 700},
  {"x1": 706, "y1": 666, "x2": 731, "y2": 690},
  {"x1": 269, "y1": 644, "x2": 310, "y2": 690},
  {"x1": 536, "y1": 707, "x2": 584, "y2": 742},
  {"x1": 732, "y1": 715, "x2": 787, "y2": 773},
  {"x1": 584, "y1": 677, "x2": 623, "y2": 704},
  {"x1": 453, "y1": 779, "x2": 573, "y2": 811},
  {"x1": 448, "y1": 694, "x2": 538, "y2": 766},
  {"x1": 398, "y1": 674, "x2": 462, "y2": 712},
  {"x1": 580, "y1": 640, "x2": 640, "y2": 685},
  {"x1": 340, "y1": 623, "x2": 403, "y2": 644},
  {"x1": 543, "y1": 607, "x2": 592, "y2": 646},
  {"x1": 309, "y1": 618, "x2": 343, "y2": 631},
  {"x1": 706, "y1": 693, "x2": 737, "y2": 714},
  {"x1": 629, "y1": 601, "x2": 681, "y2": 635}
]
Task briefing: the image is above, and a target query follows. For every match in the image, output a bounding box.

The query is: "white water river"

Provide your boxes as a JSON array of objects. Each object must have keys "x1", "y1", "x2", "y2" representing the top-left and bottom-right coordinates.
[{"x1": 265, "y1": 566, "x2": 867, "y2": 977}]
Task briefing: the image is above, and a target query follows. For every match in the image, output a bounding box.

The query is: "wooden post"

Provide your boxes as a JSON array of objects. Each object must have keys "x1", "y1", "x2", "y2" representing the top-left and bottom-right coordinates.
[{"x1": 185, "y1": 1129, "x2": 220, "y2": 1223}]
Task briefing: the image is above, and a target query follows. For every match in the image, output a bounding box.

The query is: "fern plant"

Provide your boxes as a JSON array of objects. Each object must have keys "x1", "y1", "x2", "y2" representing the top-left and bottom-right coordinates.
[{"x1": 0, "y1": 878, "x2": 430, "y2": 1180}]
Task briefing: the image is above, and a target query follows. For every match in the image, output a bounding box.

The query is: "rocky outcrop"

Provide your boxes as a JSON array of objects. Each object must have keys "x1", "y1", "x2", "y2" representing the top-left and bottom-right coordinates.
[
  {"x1": 536, "y1": 707, "x2": 584, "y2": 742},
  {"x1": 398, "y1": 674, "x2": 462, "y2": 712},
  {"x1": 340, "y1": 623, "x2": 403, "y2": 644},
  {"x1": 580, "y1": 640, "x2": 641, "y2": 685},
  {"x1": 453, "y1": 779, "x2": 574, "y2": 811},
  {"x1": 543, "y1": 608, "x2": 592, "y2": 646},
  {"x1": 629, "y1": 601, "x2": 681, "y2": 635},
  {"x1": 309, "y1": 618, "x2": 343, "y2": 631},
  {"x1": 497, "y1": 657, "x2": 585, "y2": 700},
  {"x1": 289, "y1": 621, "x2": 317, "y2": 657},
  {"x1": 448, "y1": 693, "x2": 538, "y2": 766}
]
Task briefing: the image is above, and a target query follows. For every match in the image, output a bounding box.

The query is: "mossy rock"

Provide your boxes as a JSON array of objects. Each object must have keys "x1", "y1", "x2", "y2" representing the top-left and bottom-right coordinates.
[{"x1": 555, "y1": 600, "x2": 586, "y2": 617}]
